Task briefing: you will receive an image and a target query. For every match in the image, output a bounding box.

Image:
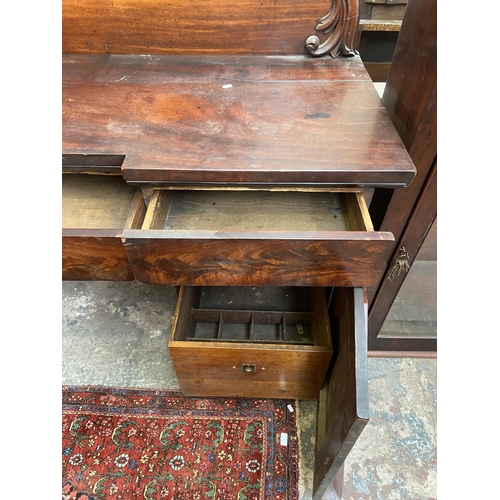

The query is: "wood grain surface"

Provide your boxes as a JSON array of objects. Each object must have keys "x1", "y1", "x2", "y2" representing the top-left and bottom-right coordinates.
[
  {"x1": 122, "y1": 232, "x2": 394, "y2": 287},
  {"x1": 168, "y1": 345, "x2": 333, "y2": 399},
  {"x1": 62, "y1": 174, "x2": 145, "y2": 281},
  {"x1": 62, "y1": 233, "x2": 135, "y2": 281},
  {"x1": 169, "y1": 286, "x2": 332, "y2": 399},
  {"x1": 146, "y1": 190, "x2": 350, "y2": 232},
  {"x1": 313, "y1": 287, "x2": 369, "y2": 498},
  {"x1": 63, "y1": 54, "x2": 415, "y2": 187},
  {"x1": 62, "y1": 0, "x2": 327, "y2": 55}
]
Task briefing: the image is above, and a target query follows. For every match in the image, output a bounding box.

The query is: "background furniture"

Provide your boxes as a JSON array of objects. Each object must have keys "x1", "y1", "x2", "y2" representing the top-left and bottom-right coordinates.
[{"x1": 356, "y1": 0, "x2": 408, "y2": 82}]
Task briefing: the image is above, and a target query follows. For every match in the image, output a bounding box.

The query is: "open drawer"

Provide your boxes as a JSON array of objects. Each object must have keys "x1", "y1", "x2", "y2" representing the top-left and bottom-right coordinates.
[
  {"x1": 123, "y1": 189, "x2": 395, "y2": 287},
  {"x1": 62, "y1": 173, "x2": 146, "y2": 280},
  {"x1": 169, "y1": 286, "x2": 333, "y2": 400},
  {"x1": 169, "y1": 285, "x2": 369, "y2": 499}
]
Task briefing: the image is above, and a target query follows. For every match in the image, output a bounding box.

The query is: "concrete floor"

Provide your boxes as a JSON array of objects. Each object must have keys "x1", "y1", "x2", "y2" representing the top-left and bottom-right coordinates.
[{"x1": 62, "y1": 280, "x2": 437, "y2": 500}]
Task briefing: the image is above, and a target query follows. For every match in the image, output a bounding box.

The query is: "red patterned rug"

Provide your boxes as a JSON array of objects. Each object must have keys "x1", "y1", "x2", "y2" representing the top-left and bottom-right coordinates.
[{"x1": 62, "y1": 386, "x2": 299, "y2": 500}]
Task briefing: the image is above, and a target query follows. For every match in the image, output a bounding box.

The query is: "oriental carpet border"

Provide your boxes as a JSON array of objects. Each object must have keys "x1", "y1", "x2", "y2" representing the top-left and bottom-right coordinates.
[{"x1": 62, "y1": 386, "x2": 299, "y2": 500}]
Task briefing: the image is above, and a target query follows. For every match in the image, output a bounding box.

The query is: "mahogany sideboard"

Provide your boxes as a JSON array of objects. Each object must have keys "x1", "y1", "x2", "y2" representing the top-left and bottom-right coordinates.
[{"x1": 62, "y1": 0, "x2": 416, "y2": 497}]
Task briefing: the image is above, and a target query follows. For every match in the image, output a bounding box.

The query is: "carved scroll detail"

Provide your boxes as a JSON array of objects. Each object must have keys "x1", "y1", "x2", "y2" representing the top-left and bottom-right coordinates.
[{"x1": 305, "y1": 0, "x2": 359, "y2": 58}]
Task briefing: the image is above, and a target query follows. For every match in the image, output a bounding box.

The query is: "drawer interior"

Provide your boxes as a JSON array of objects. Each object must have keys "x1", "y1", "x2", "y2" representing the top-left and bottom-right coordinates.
[
  {"x1": 191, "y1": 309, "x2": 314, "y2": 344},
  {"x1": 143, "y1": 190, "x2": 373, "y2": 232},
  {"x1": 62, "y1": 174, "x2": 139, "y2": 229},
  {"x1": 172, "y1": 286, "x2": 331, "y2": 348}
]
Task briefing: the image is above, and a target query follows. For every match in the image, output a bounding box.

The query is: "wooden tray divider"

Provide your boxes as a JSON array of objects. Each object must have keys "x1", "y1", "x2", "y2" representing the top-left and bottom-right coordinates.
[
  {"x1": 217, "y1": 312, "x2": 223, "y2": 341},
  {"x1": 250, "y1": 312, "x2": 255, "y2": 343},
  {"x1": 281, "y1": 313, "x2": 286, "y2": 343},
  {"x1": 187, "y1": 308, "x2": 315, "y2": 345}
]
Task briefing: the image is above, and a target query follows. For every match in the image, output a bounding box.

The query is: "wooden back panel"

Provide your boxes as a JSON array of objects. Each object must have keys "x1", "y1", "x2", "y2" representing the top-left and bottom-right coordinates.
[{"x1": 62, "y1": 0, "x2": 328, "y2": 55}]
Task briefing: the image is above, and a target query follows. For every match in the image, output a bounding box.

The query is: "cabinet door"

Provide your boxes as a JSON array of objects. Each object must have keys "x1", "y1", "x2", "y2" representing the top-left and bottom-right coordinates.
[
  {"x1": 313, "y1": 287, "x2": 370, "y2": 499},
  {"x1": 367, "y1": 0, "x2": 437, "y2": 353},
  {"x1": 368, "y1": 162, "x2": 437, "y2": 352}
]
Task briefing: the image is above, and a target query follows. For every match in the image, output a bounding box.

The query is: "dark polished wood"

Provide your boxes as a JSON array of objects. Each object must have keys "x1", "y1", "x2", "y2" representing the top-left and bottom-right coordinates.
[
  {"x1": 313, "y1": 287, "x2": 369, "y2": 499},
  {"x1": 369, "y1": 162, "x2": 437, "y2": 351},
  {"x1": 306, "y1": 0, "x2": 359, "y2": 58},
  {"x1": 369, "y1": 82, "x2": 436, "y2": 246},
  {"x1": 381, "y1": 0, "x2": 437, "y2": 150},
  {"x1": 123, "y1": 233, "x2": 394, "y2": 287},
  {"x1": 62, "y1": 233, "x2": 134, "y2": 281},
  {"x1": 367, "y1": 0, "x2": 437, "y2": 246},
  {"x1": 367, "y1": 0, "x2": 437, "y2": 351},
  {"x1": 63, "y1": 0, "x2": 327, "y2": 55},
  {"x1": 62, "y1": 54, "x2": 415, "y2": 187},
  {"x1": 123, "y1": 188, "x2": 394, "y2": 287}
]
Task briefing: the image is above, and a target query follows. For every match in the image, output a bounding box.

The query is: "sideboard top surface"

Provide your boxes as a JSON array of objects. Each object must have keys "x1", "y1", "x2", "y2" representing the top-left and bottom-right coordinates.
[{"x1": 62, "y1": 54, "x2": 415, "y2": 187}]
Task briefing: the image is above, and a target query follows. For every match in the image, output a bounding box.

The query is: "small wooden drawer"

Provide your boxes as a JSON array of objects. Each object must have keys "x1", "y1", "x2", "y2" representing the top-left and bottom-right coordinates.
[
  {"x1": 169, "y1": 285, "x2": 333, "y2": 399},
  {"x1": 62, "y1": 173, "x2": 146, "y2": 280},
  {"x1": 123, "y1": 189, "x2": 394, "y2": 287}
]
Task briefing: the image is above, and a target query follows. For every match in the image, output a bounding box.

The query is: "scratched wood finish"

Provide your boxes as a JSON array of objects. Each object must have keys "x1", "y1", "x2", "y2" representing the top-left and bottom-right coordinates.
[
  {"x1": 62, "y1": 174, "x2": 146, "y2": 280},
  {"x1": 62, "y1": 55, "x2": 415, "y2": 187},
  {"x1": 312, "y1": 287, "x2": 369, "y2": 499},
  {"x1": 169, "y1": 286, "x2": 332, "y2": 399},
  {"x1": 62, "y1": 0, "x2": 326, "y2": 55}
]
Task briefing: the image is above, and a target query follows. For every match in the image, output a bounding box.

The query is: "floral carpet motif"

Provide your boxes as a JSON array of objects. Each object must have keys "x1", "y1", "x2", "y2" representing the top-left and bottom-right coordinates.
[{"x1": 62, "y1": 386, "x2": 299, "y2": 500}]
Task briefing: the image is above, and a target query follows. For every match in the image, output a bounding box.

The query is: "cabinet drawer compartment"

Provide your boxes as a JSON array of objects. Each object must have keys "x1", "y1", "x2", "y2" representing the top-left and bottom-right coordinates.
[
  {"x1": 62, "y1": 174, "x2": 146, "y2": 280},
  {"x1": 123, "y1": 189, "x2": 394, "y2": 287},
  {"x1": 168, "y1": 286, "x2": 333, "y2": 399}
]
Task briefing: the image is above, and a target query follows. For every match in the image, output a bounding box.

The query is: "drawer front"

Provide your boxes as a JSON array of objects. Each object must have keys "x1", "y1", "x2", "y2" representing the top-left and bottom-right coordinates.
[
  {"x1": 62, "y1": 231, "x2": 134, "y2": 281},
  {"x1": 62, "y1": 172, "x2": 146, "y2": 280},
  {"x1": 122, "y1": 189, "x2": 394, "y2": 287},
  {"x1": 124, "y1": 235, "x2": 393, "y2": 287},
  {"x1": 169, "y1": 286, "x2": 333, "y2": 400},
  {"x1": 169, "y1": 344, "x2": 332, "y2": 399}
]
